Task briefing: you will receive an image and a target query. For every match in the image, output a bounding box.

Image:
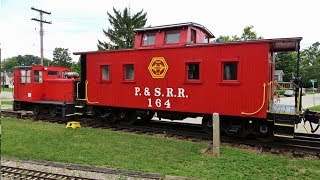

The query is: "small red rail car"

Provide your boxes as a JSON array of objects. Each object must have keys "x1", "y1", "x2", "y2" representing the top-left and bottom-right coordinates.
[
  {"x1": 13, "y1": 65, "x2": 79, "y2": 117},
  {"x1": 74, "y1": 22, "x2": 319, "y2": 137}
]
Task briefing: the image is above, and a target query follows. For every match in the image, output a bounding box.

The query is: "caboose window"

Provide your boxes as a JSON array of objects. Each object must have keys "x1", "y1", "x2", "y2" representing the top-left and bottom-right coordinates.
[
  {"x1": 124, "y1": 64, "x2": 134, "y2": 80},
  {"x1": 20, "y1": 69, "x2": 31, "y2": 83},
  {"x1": 142, "y1": 33, "x2": 156, "y2": 46},
  {"x1": 203, "y1": 35, "x2": 209, "y2": 43},
  {"x1": 187, "y1": 63, "x2": 200, "y2": 80},
  {"x1": 223, "y1": 62, "x2": 238, "y2": 80},
  {"x1": 101, "y1": 65, "x2": 110, "y2": 80},
  {"x1": 34, "y1": 70, "x2": 43, "y2": 83},
  {"x1": 165, "y1": 30, "x2": 180, "y2": 44},
  {"x1": 48, "y1": 71, "x2": 58, "y2": 76},
  {"x1": 191, "y1": 29, "x2": 196, "y2": 43}
]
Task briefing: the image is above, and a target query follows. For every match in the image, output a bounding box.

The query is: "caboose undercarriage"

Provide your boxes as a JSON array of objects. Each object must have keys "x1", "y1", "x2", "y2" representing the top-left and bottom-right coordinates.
[
  {"x1": 14, "y1": 100, "x2": 75, "y2": 118},
  {"x1": 82, "y1": 105, "x2": 275, "y2": 137}
]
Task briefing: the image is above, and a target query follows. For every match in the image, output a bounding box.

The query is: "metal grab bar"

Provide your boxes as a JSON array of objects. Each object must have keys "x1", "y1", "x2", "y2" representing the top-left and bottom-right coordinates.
[
  {"x1": 241, "y1": 83, "x2": 266, "y2": 116},
  {"x1": 77, "y1": 80, "x2": 99, "y2": 104}
]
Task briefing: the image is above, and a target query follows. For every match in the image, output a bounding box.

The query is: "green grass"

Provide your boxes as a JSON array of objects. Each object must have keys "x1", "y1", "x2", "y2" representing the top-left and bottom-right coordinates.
[
  {"x1": 1, "y1": 100, "x2": 13, "y2": 105},
  {"x1": 1, "y1": 87, "x2": 13, "y2": 92},
  {"x1": 2, "y1": 117, "x2": 320, "y2": 179},
  {"x1": 309, "y1": 105, "x2": 320, "y2": 111}
]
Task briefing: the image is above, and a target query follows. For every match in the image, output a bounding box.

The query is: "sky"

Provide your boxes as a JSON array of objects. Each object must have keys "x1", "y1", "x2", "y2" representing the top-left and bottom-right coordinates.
[{"x1": 0, "y1": 0, "x2": 319, "y2": 61}]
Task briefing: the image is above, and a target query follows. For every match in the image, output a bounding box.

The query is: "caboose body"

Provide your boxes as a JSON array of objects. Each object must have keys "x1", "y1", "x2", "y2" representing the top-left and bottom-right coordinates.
[
  {"x1": 75, "y1": 22, "x2": 307, "y2": 137},
  {"x1": 13, "y1": 65, "x2": 79, "y2": 117}
]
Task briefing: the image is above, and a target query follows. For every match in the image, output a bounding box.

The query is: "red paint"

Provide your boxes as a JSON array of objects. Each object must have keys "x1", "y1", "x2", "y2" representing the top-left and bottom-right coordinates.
[
  {"x1": 14, "y1": 65, "x2": 77, "y2": 103},
  {"x1": 84, "y1": 42, "x2": 271, "y2": 118}
]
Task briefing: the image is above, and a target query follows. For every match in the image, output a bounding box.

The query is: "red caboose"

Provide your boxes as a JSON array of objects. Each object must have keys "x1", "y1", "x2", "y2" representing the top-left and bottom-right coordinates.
[
  {"x1": 75, "y1": 22, "x2": 304, "y2": 137},
  {"x1": 13, "y1": 65, "x2": 79, "y2": 117}
]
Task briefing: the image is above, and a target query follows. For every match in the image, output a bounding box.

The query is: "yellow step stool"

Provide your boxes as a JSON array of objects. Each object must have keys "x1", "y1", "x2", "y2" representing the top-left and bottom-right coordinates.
[{"x1": 66, "y1": 121, "x2": 81, "y2": 129}]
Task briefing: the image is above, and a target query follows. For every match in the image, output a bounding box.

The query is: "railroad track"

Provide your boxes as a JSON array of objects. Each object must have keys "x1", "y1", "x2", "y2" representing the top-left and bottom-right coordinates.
[
  {"x1": 1, "y1": 165, "x2": 93, "y2": 180},
  {"x1": 1, "y1": 109, "x2": 320, "y2": 158}
]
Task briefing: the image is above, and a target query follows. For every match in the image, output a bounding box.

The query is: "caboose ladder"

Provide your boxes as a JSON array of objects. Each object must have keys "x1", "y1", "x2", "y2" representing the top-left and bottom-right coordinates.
[{"x1": 272, "y1": 114, "x2": 296, "y2": 138}]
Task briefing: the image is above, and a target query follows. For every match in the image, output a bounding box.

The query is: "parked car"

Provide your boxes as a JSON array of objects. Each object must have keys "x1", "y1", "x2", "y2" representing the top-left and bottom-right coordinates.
[
  {"x1": 307, "y1": 87, "x2": 318, "y2": 91},
  {"x1": 284, "y1": 89, "x2": 306, "y2": 97}
]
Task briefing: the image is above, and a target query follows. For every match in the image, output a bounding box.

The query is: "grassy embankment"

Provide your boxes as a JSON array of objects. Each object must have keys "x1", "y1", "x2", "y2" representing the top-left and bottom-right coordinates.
[{"x1": 2, "y1": 117, "x2": 320, "y2": 179}]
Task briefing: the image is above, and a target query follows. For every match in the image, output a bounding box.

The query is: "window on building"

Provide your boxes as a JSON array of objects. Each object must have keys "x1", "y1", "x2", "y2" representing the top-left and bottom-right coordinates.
[
  {"x1": 101, "y1": 65, "x2": 110, "y2": 80},
  {"x1": 20, "y1": 69, "x2": 31, "y2": 83},
  {"x1": 165, "y1": 30, "x2": 180, "y2": 44},
  {"x1": 203, "y1": 35, "x2": 209, "y2": 43},
  {"x1": 223, "y1": 62, "x2": 238, "y2": 80},
  {"x1": 191, "y1": 29, "x2": 196, "y2": 43},
  {"x1": 187, "y1": 63, "x2": 200, "y2": 80},
  {"x1": 34, "y1": 70, "x2": 43, "y2": 83},
  {"x1": 142, "y1": 33, "x2": 156, "y2": 46},
  {"x1": 124, "y1": 64, "x2": 134, "y2": 80}
]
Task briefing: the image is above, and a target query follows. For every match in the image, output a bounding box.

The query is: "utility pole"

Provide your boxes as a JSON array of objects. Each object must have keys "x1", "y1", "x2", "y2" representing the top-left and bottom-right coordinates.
[{"x1": 31, "y1": 7, "x2": 51, "y2": 66}]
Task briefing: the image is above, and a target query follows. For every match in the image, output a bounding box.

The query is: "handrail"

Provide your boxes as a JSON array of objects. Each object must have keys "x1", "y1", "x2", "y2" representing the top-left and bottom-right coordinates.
[
  {"x1": 77, "y1": 80, "x2": 99, "y2": 104},
  {"x1": 76, "y1": 82, "x2": 80, "y2": 100},
  {"x1": 296, "y1": 88, "x2": 301, "y2": 113},
  {"x1": 85, "y1": 80, "x2": 99, "y2": 104},
  {"x1": 273, "y1": 81, "x2": 291, "y2": 90},
  {"x1": 241, "y1": 83, "x2": 266, "y2": 116}
]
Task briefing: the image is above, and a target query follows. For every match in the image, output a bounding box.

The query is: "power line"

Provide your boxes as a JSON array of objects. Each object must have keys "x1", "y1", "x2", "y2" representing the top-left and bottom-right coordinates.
[{"x1": 31, "y1": 7, "x2": 52, "y2": 66}]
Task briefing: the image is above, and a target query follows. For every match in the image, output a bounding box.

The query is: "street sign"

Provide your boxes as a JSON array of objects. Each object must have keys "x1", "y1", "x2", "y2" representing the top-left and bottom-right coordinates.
[{"x1": 309, "y1": 79, "x2": 317, "y2": 83}]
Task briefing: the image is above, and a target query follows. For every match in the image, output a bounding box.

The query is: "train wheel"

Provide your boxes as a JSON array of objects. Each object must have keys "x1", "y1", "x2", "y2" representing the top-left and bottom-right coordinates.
[
  {"x1": 33, "y1": 105, "x2": 41, "y2": 115},
  {"x1": 119, "y1": 110, "x2": 137, "y2": 125},
  {"x1": 49, "y1": 106, "x2": 57, "y2": 117},
  {"x1": 202, "y1": 115, "x2": 213, "y2": 134}
]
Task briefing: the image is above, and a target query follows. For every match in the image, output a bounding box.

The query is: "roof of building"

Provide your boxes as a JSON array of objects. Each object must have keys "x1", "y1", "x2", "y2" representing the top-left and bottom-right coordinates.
[
  {"x1": 133, "y1": 22, "x2": 215, "y2": 38},
  {"x1": 275, "y1": 70, "x2": 285, "y2": 75}
]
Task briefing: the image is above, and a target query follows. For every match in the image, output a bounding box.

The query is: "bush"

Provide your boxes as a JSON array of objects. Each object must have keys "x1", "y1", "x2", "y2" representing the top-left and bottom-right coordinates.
[{"x1": 274, "y1": 90, "x2": 286, "y2": 95}]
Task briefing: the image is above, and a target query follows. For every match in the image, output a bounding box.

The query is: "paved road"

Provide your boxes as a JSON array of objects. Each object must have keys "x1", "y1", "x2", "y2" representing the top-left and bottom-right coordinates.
[
  {"x1": 278, "y1": 93, "x2": 320, "y2": 108},
  {"x1": 1, "y1": 91, "x2": 13, "y2": 100}
]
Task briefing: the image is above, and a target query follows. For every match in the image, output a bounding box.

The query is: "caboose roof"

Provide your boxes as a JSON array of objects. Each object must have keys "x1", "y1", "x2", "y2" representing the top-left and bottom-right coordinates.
[
  {"x1": 133, "y1": 22, "x2": 215, "y2": 38},
  {"x1": 74, "y1": 37, "x2": 302, "y2": 55}
]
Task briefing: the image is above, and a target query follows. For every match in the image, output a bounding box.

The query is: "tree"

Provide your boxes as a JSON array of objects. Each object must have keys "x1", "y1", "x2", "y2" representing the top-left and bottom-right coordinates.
[
  {"x1": 2, "y1": 55, "x2": 51, "y2": 72},
  {"x1": 275, "y1": 52, "x2": 297, "y2": 82},
  {"x1": 218, "y1": 25, "x2": 262, "y2": 42},
  {"x1": 71, "y1": 60, "x2": 81, "y2": 74},
  {"x1": 97, "y1": 7, "x2": 147, "y2": 50},
  {"x1": 52, "y1": 48, "x2": 72, "y2": 68},
  {"x1": 300, "y1": 42, "x2": 320, "y2": 87}
]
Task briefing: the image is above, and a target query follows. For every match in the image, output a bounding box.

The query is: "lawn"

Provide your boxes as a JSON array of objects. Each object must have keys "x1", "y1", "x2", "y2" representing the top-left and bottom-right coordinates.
[
  {"x1": 2, "y1": 117, "x2": 320, "y2": 179},
  {"x1": 1, "y1": 87, "x2": 13, "y2": 92},
  {"x1": 309, "y1": 105, "x2": 320, "y2": 111},
  {"x1": 1, "y1": 100, "x2": 13, "y2": 105}
]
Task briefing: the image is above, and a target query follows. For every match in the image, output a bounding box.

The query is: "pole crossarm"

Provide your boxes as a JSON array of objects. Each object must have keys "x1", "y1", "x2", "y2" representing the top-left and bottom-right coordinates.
[
  {"x1": 31, "y1": 7, "x2": 52, "y2": 66},
  {"x1": 31, "y1": 18, "x2": 52, "y2": 24}
]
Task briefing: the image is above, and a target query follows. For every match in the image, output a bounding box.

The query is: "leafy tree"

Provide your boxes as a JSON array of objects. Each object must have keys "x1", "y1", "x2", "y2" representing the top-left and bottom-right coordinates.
[
  {"x1": 71, "y1": 60, "x2": 81, "y2": 74},
  {"x1": 52, "y1": 48, "x2": 72, "y2": 68},
  {"x1": 300, "y1": 42, "x2": 320, "y2": 88},
  {"x1": 218, "y1": 26, "x2": 262, "y2": 42},
  {"x1": 2, "y1": 55, "x2": 51, "y2": 72},
  {"x1": 275, "y1": 52, "x2": 297, "y2": 82},
  {"x1": 97, "y1": 7, "x2": 147, "y2": 50}
]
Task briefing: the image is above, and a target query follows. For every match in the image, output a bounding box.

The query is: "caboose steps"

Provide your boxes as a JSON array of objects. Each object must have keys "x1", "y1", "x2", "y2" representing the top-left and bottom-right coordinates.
[
  {"x1": 270, "y1": 113, "x2": 297, "y2": 139},
  {"x1": 274, "y1": 133, "x2": 294, "y2": 139}
]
